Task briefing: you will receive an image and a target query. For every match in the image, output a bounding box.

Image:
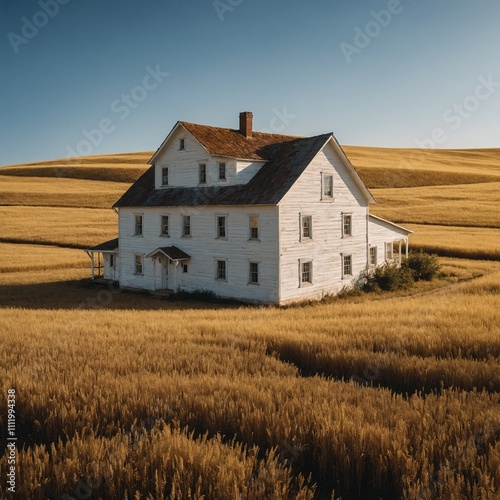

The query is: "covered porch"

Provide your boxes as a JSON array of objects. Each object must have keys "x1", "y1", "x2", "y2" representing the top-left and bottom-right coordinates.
[
  {"x1": 85, "y1": 238, "x2": 119, "y2": 281},
  {"x1": 146, "y1": 246, "x2": 191, "y2": 292}
]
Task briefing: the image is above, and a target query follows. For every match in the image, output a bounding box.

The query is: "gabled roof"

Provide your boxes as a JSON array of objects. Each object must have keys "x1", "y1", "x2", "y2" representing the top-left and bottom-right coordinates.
[
  {"x1": 115, "y1": 134, "x2": 334, "y2": 207},
  {"x1": 146, "y1": 246, "x2": 191, "y2": 261},
  {"x1": 149, "y1": 121, "x2": 301, "y2": 163},
  {"x1": 87, "y1": 238, "x2": 119, "y2": 252},
  {"x1": 369, "y1": 214, "x2": 413, "y2": 235}
]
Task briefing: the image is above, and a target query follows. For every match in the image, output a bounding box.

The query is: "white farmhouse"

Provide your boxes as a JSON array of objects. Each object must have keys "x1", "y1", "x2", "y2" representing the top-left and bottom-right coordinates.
[{"x1": 87, "y1": 112, "x2": 412, "y2": 304}]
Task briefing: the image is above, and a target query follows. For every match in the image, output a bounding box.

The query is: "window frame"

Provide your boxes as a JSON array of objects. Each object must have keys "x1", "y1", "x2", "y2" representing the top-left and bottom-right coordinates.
[
  {"x1": 109, "y1": 254, "x2": 114, "y2": 268},
  {"x1": 249, "y1": 215, "x2": 259, "y2": 240},
  {"x1": 342, "y1": 254, "x2": 352, "y2": 278},
  {"x1": 342, "y1": 213, "x2": 352, "y2": 238},
  {"x1": 299, "y1": 260, "x2": 313, "y2": 287},
  {"x1": 134, "y1": 214, "x2": 143, "y2": 236},
  {"x1": 369, "y1": 246, "x2": 377, "y2": 267},
  {"x1": 216, "y1": 215, "x2": 228, "y2": 239},
  {"x1": 385, "y1": 242, "x2": 394, "y2": 261},
  {"x1": 218, "y1": 162, "x2": 226, "y2": 181},
  {"x1": 160, "y1": 214, "x2": 169, "y2": 237},
  {"x1": 134, "y1": 254, "x2": 144, "y2": 276},
  {"x1": 215, "y1": 259, "x2": 227, "y2": 281},
  {"x1": 322, "y1": 173, "x2": 334, "y2": 199},
  {"x1": 249, "y1": 262, "x2": 259, "y2": 285},
  {"x1": 300, "y1": 214, "x2": 312, "y2": 241},
  {"x1": 182, "y1": 263, "x2": 188, "y2": 273},
  {"x1": 179, "y1": 138, "x2": 185, "y2": 150},
  {"x1": 182, "y1": 215, "x2": 191, "y2": 238},
  {"x1": 161, "y1": 167, "x2": 169, "y2": 187},
  {"x1": 199, "y1": 163, "x2": 207, "y2": 184}
]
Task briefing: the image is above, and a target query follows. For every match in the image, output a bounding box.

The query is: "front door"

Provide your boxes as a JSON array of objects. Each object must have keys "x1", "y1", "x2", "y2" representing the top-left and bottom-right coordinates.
[{"x1": 161, "y1": 259, "x2": 169, "y2": 290}]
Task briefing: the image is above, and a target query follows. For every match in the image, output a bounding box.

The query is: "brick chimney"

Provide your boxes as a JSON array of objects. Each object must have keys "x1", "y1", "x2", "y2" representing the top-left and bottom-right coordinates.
[{"x1": 239, "y1": 111, "x2": 253, "y2": 137}]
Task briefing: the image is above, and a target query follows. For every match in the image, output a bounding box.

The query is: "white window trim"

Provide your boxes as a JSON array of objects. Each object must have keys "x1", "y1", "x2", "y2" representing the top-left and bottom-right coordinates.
[
  {"x1": 161, "y1": 166, "x2": 169, "y2": 187},
  {"x1": 342, "y1": 213, "x2": 353, "y2": 238},
  {"x1": 321, "y1": 172, "x2": 334, "y2": 200},
  {"x1": 215, "y1": 214, "x2": 228, "y2": 240},
  {"x1": 248, "y1": 260, "x2": 260, "y2": 286},
  {"x1": 134, "y1": 254, "x2": 144, "y2": 276},
  {"x1": 134, "y1": 213, "x2": 144, "y2": 237},
  {"x1": 299, "y1": 213, "x2": 313, "y2": 241},
  {"x1": 218, "y1": 162, "x2": 227, "y2": 181},
  {"x1": 160, "y1": 214, "x2": 170, "y2": 237},
  {"x1": 299, "y1": 259, "x2": 313, "y2": 287},
  {"x1": 198, "y1": 163, "x2": 207, "y2": 185},
  {"x1": 341, "y1": 254, "x2": 353, "y2": 279},
  {"x1": 181, "y1": 214, "x2": 192, "y2": 238},
  {"x1": 369, "y1": 245, "x2": 377, "y2": 267},
  {"x1": 215, "y1": 258, "x2": 228, "y2": 282},
  {"x1": 248, "y1": 214, "x2": 260, "y2": 241},
  {"x1": 385, "y1": 242, "x2": 394, "y2": 261}
]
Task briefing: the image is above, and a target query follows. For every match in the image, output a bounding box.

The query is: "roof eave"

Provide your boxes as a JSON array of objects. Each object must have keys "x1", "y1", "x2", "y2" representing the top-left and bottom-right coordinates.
[
  {"x1": 329, "y1": 136, "x2": 376, "y2": 204},
  {"x1": 148, "y1": 122, "x2": 211, "y2": 164}
]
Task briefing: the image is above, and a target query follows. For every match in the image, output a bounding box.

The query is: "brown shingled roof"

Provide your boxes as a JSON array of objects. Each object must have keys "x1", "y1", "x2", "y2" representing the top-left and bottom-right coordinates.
[{"x1": 150, "y1": 121, "x2": 302, "y2": 162}]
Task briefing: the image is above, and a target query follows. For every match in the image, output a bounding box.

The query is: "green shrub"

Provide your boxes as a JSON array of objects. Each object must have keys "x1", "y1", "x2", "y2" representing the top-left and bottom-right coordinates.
[
  {"x1": 363, "y1": 263, "x2": 414, "y2": 292},
  {"x1": 404, "y1": 250, "x2": 441, "y2": 281}
]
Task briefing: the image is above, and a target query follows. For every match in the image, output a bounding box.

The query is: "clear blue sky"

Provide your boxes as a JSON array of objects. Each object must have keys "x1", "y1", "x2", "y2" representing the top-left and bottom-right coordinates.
[{"x1": 1, "y1": 0, "x2": 499, "y2": 165}]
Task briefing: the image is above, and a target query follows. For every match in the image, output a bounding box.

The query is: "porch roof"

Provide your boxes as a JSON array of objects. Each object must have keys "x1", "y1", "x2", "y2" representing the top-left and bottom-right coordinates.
[
  {"x1": 87, "y1": 238, "x2": 119, "y2": 253},
  {"x1": 146, "y1": 246, "x2": 191, "y2": 261}
]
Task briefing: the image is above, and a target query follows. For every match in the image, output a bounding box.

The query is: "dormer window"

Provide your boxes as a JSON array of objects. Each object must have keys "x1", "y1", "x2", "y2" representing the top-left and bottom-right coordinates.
[
  {"x1": 179, "y1": 139, "x2": 185, "y2": 150},
  {"x1": 218, "y1": 162, "x2": 226, "y2": 181},
  {"x1": 162, "y1": 167, "x2": 169, "y2": 187}
]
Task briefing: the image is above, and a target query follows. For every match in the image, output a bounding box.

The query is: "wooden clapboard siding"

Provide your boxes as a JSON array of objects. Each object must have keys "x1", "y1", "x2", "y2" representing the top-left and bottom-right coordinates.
[
  {"x1": 278, "y1": 142, "x2": 370, "y2": 304},
  {"x1": 154, "y1": 126, "x2": 240, "y2": 187},
  {"x1": 118, "y1": 206, "x2": 279, "y2": 303}
]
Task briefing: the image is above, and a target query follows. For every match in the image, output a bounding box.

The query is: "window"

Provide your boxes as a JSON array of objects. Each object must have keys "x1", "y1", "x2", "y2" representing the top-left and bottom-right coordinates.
[
  {"x1": 179, "y1": 139, "x2": 185, "y2": 150},
  {"x1": 343, "y1": 255, "x2": 352, "y2": 277},
  {"x1": 134, "y1": 255, "x2": 143, "y2": 275},
  {"x1": 182, "y1": 264, "x2": 188, "y2": 273},
  {"x1": 249, "y1": 215, "x2": 259, "y2": 240},
  {"x1": 301, "y1": 215, "x2": 312, "y2": 240},
  {"x1": 182, "y1": 215, "x2": 191, "y2": 237},
  {"x1": 343, "y1": 214, "x2": 352, "y2": 237},
  {"x1": 217, "y1": 216, "x2": 227, "y2": 239},
  {"x1": 369, "y1": 246, "x2": 377, "y2": 266},
  {"x1": 300, "y1": 261, "x2": 312, "y2": 286},
  {"x1": 323, "y1": 174, "x2": 333, "y2": 198},
  {"x1": 162, "y1": 167, "x2": 169, "y2": 186},
  {"x1": 110, "y1": 254, "x2": 114, "y2": 267},
  {"x1": 218, "y1": 162, "x2": 226, "y2": 180},
  {"x1": 249, "y1": 262, "x2": 259, "y2": 284},
  {"x1": 385, "y1": 242, "x2": 393, "y2": 260},
  {"x1": 216, "y1": 259, "x2": 227, "y2": 281},
  {"x1": 161, "y1": 215, "x2": 169, "y2": 237},
  {"x1": 199, "y1": 164, "x2": 207, "y2": 184},
  {"x1": 134, "y1": 214, "x2": 143, "y2": 235}
]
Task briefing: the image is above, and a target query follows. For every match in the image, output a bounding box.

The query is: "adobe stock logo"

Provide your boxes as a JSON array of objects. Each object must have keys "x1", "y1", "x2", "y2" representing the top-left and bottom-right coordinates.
[
  {"x1": 340, "y1": 0, "x2": 410, "y2": 63},
  {"x1": 7, "y1": 0, "x2": 71, "y2": 54}
]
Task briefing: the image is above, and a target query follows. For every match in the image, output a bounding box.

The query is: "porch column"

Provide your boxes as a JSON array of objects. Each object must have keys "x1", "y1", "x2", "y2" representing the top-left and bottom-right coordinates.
[{"x1": 399, "y1": 240, "x2": 402, "y2": 265}]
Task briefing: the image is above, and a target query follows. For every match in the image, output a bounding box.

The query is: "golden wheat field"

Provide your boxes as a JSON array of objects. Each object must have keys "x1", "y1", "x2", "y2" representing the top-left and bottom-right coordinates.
[{"x1": 0, "y1": 147, "x2": 499, "y2": 499}]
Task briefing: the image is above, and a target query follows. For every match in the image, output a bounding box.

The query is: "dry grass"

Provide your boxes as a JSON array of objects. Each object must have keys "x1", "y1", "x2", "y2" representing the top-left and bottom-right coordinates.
[
  {"x1": 406, "y1": 225, "x2": 500, "y2": 260},
  {"x1": 344, "y1": 146, "x2": 500, "y2": 176},
  {"x1": 0, "y1": 175, "x2": 129, "y2": 209},
  {"x1": 0, "y1": 206, "x2": 117, "y2": 248},
  {"x1": 0, "y1": 271, "x2": 499, "y2": 498},
  {"x1": 371, "y1": 182, "x2": 500, "y2": 228},
  {"x1": 0, "y1": 243, "x2": 88, "y2": 273}
]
